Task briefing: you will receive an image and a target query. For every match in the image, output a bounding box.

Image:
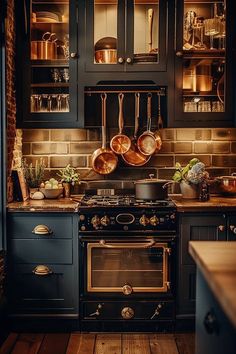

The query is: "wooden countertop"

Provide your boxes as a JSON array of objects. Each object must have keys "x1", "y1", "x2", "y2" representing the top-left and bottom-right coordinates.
[
  {"x1": 7, "y1": 195, "x2": 83, "y2": 212},
  {"x1": 172, "y1": 196, "x2": 236, "y2": 212},
  {"x1": 189, "y1": 241, "x2": 236, "y2": 329}
]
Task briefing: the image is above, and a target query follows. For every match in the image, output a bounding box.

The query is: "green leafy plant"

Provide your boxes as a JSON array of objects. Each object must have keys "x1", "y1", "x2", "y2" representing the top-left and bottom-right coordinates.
[
  {"x1": 22, "y1": 158, "x2": 45, "y2": 188},
  {"x1": 172, "y1": 158, "x2": 209, "y2": 184},
  {"x1": 57, "y1": 164, "x2": 80, "y2": 185}
]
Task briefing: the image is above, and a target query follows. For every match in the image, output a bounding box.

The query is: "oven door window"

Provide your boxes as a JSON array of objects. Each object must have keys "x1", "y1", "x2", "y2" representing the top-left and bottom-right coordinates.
[{"x1": 87, "y1": 241, "x2": 170, "y2": 293}]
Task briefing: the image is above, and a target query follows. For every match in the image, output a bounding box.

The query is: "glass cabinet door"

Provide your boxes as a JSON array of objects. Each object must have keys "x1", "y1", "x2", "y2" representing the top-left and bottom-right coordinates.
[
  {"x1": 175, "y1": 0, "x2": 233, "y2": 127},
  {"x1": 17, "y1": 0, "x2": 78, "y2": 126},
  {"x1": 85, "y1": 0, "x2": 167, "y2": 72}
]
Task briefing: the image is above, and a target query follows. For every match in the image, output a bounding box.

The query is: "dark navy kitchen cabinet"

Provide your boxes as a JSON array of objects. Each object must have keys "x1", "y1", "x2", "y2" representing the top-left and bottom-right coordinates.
[
  {"x1": 173, "y1": 0, "x2": 235, "y2": 128},
  {"x1": 177, "y1": 213, "x2": 227, "y2": 321},
  {"x1": 7, "y1": 213, "x2": 78, "y2": 318}
]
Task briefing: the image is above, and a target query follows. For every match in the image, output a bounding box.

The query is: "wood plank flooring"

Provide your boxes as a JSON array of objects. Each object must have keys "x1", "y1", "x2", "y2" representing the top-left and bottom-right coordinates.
[{"x1": 0, "y1": 333, "x2": 195, "y2": 354}]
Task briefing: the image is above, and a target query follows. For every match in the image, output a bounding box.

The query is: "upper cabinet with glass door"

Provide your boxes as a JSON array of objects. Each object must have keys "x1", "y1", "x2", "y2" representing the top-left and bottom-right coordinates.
[
  {"x1": 85, "y1": 0, "x2": 167, "y2": 72},
  {"x1": 16, "y1": 0, "x2": 78, "y2": 127},
  {"x1": 174, "y1": 0, "x2": 234, "y2": 127}
]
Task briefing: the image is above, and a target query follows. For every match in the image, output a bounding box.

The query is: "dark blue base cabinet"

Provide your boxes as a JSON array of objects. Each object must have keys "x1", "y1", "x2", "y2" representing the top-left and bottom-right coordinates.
[
  {"x1": 195, "y1": 270, "x2": 236, "y2": 354},
  {"x1": 7, "y1": 213, "x2": 79, "y2": 323}
]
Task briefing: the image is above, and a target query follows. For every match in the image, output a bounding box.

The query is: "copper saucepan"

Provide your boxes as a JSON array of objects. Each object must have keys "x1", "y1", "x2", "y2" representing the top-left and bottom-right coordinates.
[
  {"x1": 94, "y1": 37, "x2": 117, "y2": 64},
  {"x1": 137, "y1": 93, "x2": 157, "y2": 156},
  {"x1": 92, "y1": 94, "x2": 118, "y2": 175},
  {"x1": 110, "y1": 93, "x2": 131, "y2": 155},
  {"x1": 122, "y1": 93, "x2": 150, "y2": 166},
  {"x1": 31, "y1": 32, "x2": 58, "y2": 60}
]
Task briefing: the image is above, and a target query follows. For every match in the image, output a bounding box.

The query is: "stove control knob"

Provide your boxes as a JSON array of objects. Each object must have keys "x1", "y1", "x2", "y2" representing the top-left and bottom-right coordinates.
[
  {"x1": 91, "y1": 215, "x2": 100, "y2": 228},
  {"x1": 100, "y1": 215, "x2": 110, "y2": 227},
  {"x1": 170, "y1": 213, "x2": 176, "y2": 220},
  {"x1": 79, "y1": 214, "x2": 85, "y2": 221},
  {"x1": 122, "y1": 284, "x2": 133, "y2": 295},
  {"x1": 139, "y1": 214, "x2": 149, "y2": 226},
  {"x1": 150, "y1": 215, "x2": 159, "y2": 226},
  {"x1": 121, "y1": 307, "x2": 134, "y2": 320}
]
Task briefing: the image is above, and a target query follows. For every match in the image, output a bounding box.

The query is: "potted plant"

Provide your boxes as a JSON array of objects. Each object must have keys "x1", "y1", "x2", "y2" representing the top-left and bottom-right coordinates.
[
  {"x1": 22, "y1": 158, "x2": 45, "y2": 198},
  {"x1": 57, "y1": 164, "x2": 80, "y2": 198},
  {"x1": 172, "y1": 158, "x2": 209, "y2": 199}
]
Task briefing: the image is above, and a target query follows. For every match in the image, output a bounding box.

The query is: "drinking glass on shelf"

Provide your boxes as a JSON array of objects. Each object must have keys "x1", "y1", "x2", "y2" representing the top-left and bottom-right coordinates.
[
  {"x1": 214, "y1": 18, "x2": 226, "y2": 49},
  {"x1": 212, "y1": 100, "x2": 224, "y2": 112},
  {"x1": 192, "y1": 17, "x2": 206, "y2": 49},
  {"x1": 61, "y1": 94, "x2": 70, "y2": 112},
  {"x1": 51, "y1": 68, "x2": 61, "y2": 83},
  {"x1": 184, "y1": 101, "x2": 198, "y2": 112},
  {"x1": 204, "y1": 18, "x2": 220, "y2": 49},
  {"x1": 61, "y1": 68, "x2": 69, "y2": 82},
  {"x1": 198, "y1": 100, "x2": 211, "y2": 112}
]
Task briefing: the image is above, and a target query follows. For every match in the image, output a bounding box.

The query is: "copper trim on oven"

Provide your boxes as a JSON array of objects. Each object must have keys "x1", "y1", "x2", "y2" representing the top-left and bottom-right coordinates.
[{"x1": 87, "y1": 241, "x2": 169, "y2": 293}]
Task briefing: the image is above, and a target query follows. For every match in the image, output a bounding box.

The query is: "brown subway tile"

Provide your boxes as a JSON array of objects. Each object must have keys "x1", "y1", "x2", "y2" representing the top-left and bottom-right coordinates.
[
  {"x1": 22, "y1": 156, "x2": 49, "y2": 167},
  {"x1": 195, "y1": 129, "x2": 212, "y2": 140},
  {"x1": 22, "y1": 143, "x2": 31, "y2": 155},
  {"x1": 23, "y1": 129, "x2": 50, "y2": 142},
  {"x1": 51, "y1": 129, "x2": 87, "y2": 141},
  {"x1": 32, "y1": 143, "x2": 69, "y2": 155},
  {"x1": 160, "y1": 129, "x2": 175, "y2": 141},
  {"x1": 212, "y1": 128, "x2": 236, "y2": 141},
  {"x1": 50, "y1": 156, "x2": 87, "y2": 168},
  {"x1": 157, "y1": 168, "x2": 176, "y2": 179},
  {"x1": 87, "y1": 128, "x2": 101, "y2": 141},
  {"x1": 212, "y1": 142, "x2": 230, "y2": 154},
  {"x1": 176, "y1": 129, "x2": 196, "y2": 141},
  {"x1": 70, "y1": 142, "x2": 101, "y2": 154},
  {"x1": 159, "y1": 142, "x2": 174, "y2": 153},
  {"x1": 212, "y1": 155, "x2": 236, "y2": 167},
  {"x1": 174, "y1": 155, "x2": 211, "y2": 167},
  {"x1": 147, "y1": 155, "x2": 174, "y2": 167},
  {"x1": 109, "y1": 168, "x2": 157, "y2": 180},
  {"x1": 194, "y1": 142, "x2": 212, "y2": 154},
  {"x1": 174, "y1": 142, "x2": 192, "y2": 154},
  {"x1": 231, "y1": 142, "x2": 236, "y2": 153},
  {"x1": 206, "y1": 168, "x2": 230, "y2": 177}
]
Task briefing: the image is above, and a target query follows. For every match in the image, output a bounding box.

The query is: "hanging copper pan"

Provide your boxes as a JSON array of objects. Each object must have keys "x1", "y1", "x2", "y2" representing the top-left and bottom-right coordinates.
[
  {"x1": 137, "y1": 93, "x2": 157, "y2": 156},
  {"x1": 110, "y1": 93, "x2": 131, "y2": 154},
  {"x1": 153, "y1": 91, "x2": 163, "y2": 152},
  {"x1": 122, "y1": 93, "x2": 150, "y2": 166},
  {"x1": 92, "y1": 93, "x2": 118, "y2": 175}
]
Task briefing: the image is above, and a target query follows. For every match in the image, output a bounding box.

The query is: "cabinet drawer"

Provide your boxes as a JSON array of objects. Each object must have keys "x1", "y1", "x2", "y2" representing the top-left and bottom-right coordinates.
[
  {"x1": 8, "y1": 264, "x2": 77, "y2": 314},
  {"x1": 9, "y1": 239, "x2": 72, "y2": 264},
  {"x1": 8, "y1": 214, "x2": 73, "y2": 239}
]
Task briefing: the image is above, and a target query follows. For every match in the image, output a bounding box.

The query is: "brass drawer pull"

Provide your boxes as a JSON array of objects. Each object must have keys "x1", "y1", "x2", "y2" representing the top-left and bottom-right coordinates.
[
  {"x1": 32, "y1": 224, "x2": 52, "y2": 235},
  {"x1": 32, "y1": 265, "x2": 53, "y2": 276}
]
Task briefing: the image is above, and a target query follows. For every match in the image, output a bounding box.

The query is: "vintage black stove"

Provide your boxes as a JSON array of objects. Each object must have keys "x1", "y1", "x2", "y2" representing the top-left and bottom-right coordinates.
[{"x1": 78, "y1": 189, "x2": 177, "y2": 332}]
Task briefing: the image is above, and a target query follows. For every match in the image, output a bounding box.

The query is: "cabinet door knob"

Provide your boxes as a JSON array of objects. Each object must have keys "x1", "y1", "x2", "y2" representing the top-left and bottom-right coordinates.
[
  {"x1": 126, "y1": 57, "x2": 132, "y2": 64},
  {"x1": 218, "y1": 225, "x2": 225, "y2": 232},
  {"x1": 70, "y1": 52, "x2": 77, "y2": 58},
  {"x1": 118, "y1": 57, "x2": 124, "y2": 64},
  {"x1": 176, "y1": 51, "x2": 183, "y2": 57},
  {"x1": 229, "y1": 225, "x2": 236, "y2": 234},
  {"x1": 32, "y1": 224, "x2": 52, "y2": 235},
  {"x1": 32, "y1": 265, "x2": 53, "y2": 276},
  {"x1": 204, "y1": 310, "x2": 219, "y2": 335}
]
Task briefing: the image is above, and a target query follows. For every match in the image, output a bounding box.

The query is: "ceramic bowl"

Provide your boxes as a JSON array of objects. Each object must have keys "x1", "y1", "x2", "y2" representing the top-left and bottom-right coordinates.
[{"x1": 39, "y1": 187, "x2": 63, "y2": 199}]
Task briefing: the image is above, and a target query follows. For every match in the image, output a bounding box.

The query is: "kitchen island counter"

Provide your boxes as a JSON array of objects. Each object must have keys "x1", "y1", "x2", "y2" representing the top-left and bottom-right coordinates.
[{"x1": 189, "y1": 241, "x2": 236, "y2": 329}]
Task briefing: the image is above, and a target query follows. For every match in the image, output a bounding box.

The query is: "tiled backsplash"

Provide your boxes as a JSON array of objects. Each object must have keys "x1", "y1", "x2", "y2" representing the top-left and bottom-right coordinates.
[{"x1": 21, "y1": 128, "x2": 236, "y2": 184}]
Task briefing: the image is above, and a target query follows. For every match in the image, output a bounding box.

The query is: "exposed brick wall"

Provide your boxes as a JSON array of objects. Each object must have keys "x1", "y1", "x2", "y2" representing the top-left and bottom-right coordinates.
[{"x1": 21, "y1": 128, "x2": 236, "y2": 184}]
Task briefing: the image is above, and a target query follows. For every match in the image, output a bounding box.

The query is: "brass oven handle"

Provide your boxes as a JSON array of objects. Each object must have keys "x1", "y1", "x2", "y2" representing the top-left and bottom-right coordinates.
[
  {"x1": 32, "y1": 265, "x2": 53, "y2": 276},
  {"x1": 99, "y1": 239, "x2": 156, "y2": 248},
  {"x1": 32, "y1": 224, "x2": 53, "y2": 235}
]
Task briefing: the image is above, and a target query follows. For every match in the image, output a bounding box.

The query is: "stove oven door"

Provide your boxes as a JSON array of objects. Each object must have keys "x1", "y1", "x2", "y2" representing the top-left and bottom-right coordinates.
[{"x1": 81, "y1": 237, "x2": 174, "y2": 296}]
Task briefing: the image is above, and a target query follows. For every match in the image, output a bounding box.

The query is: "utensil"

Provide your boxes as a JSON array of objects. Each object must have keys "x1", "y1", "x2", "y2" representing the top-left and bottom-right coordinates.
[
  {"x1": 134, "y1": 174, "x2": 174, "y2": 200},
  {"x1": 214, "y1": 173, "x2": 236, "y2": 196},
  {"x1": 110, "y1": 93, "x2": 131, "y2": 155},
  {"x1": 92, "y1": 94, "x2": 118, "y2": 175},
  {"x1": 31, "y1": 32, "x2": 58, "y2": 60},
  {"x1": 152, "y1": 92, "x2": 163, "y2": 153},
  {"x1": 122, "y1": 93, "x2": 150, "y2": 166},
  {"x1": 137, "y1": 93, "x2": 157, "y2": 156}
]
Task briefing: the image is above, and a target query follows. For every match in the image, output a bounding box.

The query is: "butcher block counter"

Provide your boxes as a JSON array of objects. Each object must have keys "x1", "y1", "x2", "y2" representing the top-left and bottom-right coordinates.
[
  {"x1": 172, "y1": 196, "x2": 236, "y2": 212},
  {"x1": 7, "y1": 195, "x2": 83, "y2": 212},
  {"x1": 189, "y1": 241, "x2": 236, "y2": 329}
]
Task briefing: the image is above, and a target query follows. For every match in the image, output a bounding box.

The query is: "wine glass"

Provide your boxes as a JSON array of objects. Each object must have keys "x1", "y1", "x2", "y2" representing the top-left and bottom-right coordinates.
[{"x1": 204, "y1": 18, "x2": 220, "y2": 49}]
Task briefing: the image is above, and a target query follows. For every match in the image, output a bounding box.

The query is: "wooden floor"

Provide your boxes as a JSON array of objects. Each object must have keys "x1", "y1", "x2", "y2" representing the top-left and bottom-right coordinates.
[{"x1": 0, "y1": 332, "x2": 195, "y2": 354}]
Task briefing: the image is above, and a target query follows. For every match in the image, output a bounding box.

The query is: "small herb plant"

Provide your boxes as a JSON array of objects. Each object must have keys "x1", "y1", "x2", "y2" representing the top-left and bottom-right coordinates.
[
  {"x1": 22, "y1": 158, "x2": 45, "y2": 188},
  {"x1": 172, "y1": 158, "x2": 209, "y2": 185},
  {"x1": 57, "y1": 164, "x2": 80, "y2": 185}
]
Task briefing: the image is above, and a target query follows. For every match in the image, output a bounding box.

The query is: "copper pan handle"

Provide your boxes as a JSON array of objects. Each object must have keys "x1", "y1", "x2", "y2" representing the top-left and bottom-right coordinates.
[
  {"x1": 99, "y1": 239, "x2": 156, "y2": 248},
  {"x1": 118, "y1": 93, "x2": 124, "y2": 134},
  {"x1": 134, "y1": 93, "x2": 140, "y2": 139},
  {"x1": 101, "y1": 93, "x2": 107, "y2": 149}
]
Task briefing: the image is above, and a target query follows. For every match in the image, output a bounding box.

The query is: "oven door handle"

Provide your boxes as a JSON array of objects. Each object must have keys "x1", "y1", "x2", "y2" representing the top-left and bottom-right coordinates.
[{"x1": 99, "y1": 239, "x2": 156, "y2": 248}]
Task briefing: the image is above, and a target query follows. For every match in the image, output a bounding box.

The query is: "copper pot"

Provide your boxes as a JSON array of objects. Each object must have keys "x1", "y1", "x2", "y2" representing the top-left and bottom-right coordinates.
[
  {"x1": 215, "y1": 174, "x2": 236, "y2": 196},
  {"x1": 31, "y1": 40, "x2": 57, "y2": 60},
  {"x1": 94, "y1": 37, "x2": 117, "y2": 64}
]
